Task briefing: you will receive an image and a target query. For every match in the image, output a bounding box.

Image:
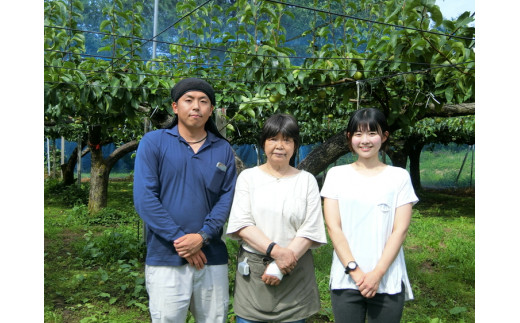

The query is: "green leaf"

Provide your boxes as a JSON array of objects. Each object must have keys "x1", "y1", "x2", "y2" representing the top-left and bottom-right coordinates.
[
  {"x1": 449, "y1": 307, "x2": 467, "y2": 315},
  {"x1": 97, "y1": 45, "x2": 112, "y2": 53},
  {"x1": 73, "y1": 0, "x2": 84, "y2": 11},
  {"x1": 275, "y1": 83, "x2": 287, "y2": 96},
  {"x1": 245, "y1": 108, "x2": 255, "y2": 118},
  {"x1": 451, "y1": 42, "x2": 465, "y2": 54},
  {"x1": 404, "y1": 0, "x2": 422, "y2": 13},
  {"x1": 435, "y1": 70, "x2": 444, "y2": 83},
  {"x1": 100, "y1": 20, "x2": 111, "y2": 31},
  {"x1": 444, "y1": 87, "x2": 453, "y2": 103},
  {"x1": 110, "y1": 78, "x2": 120, "y2": 97},
  {"x1": 116, "y1": 37, "x2": 129, "y2": 48},
  {"x1": 420, "y1": 0, "x2": 435, "y2": 8},
  {"x1": 429, "y1": 5, "x2": 443, "y2": 27}
]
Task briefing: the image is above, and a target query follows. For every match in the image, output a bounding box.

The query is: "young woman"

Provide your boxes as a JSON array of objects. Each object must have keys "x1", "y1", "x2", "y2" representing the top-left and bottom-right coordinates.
[{"x1": 320, "y1": 108, "x2": 418, "y2": 323}]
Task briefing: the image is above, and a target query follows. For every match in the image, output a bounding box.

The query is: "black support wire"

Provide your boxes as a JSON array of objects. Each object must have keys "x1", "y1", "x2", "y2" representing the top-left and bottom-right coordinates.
[
  {"x1": 44, "y1": 55, "x2": 474, "y2": 79},
  {"x1": 44, "y1": 62, "x2": 464, "y2": 92},
  {"x1": 44, "y1": 28, "x2": 475, "y2": 71},
  {"x1": 106, "y1": 0, "x2": 213, "y2": 71},
  {"x1": 263, "y1": 0, "x2": 474, "y2": 41}
]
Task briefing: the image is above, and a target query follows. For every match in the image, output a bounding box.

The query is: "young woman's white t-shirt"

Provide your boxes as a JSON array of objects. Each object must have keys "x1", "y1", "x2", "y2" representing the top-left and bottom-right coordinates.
[{"x1": 320, "y1": 164, "x2": 418, "y2": 300}]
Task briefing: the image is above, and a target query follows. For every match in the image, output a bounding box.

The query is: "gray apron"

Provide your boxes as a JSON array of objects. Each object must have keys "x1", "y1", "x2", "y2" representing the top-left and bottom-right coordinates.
[{"x1": 233, "y1": 247, "x2": 321, "y2": 322}]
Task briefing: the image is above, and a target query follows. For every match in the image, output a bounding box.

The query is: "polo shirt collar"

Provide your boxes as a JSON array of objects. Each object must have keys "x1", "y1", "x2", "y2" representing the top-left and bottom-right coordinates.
[{"x1": 166, "y1": 125, "x2": 219, "y2": 144}]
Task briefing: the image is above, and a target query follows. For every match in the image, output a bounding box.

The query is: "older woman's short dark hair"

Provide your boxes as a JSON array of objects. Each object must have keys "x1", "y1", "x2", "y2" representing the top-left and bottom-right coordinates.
[{"x1": 259, "y1": 113, "x2": 300, "y2": 166}]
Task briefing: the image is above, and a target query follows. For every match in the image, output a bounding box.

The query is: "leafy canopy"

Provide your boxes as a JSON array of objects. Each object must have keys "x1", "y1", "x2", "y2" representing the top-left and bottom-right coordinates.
[{"x1": 44, "y1": 0, "x2": 474, "y2": 145}]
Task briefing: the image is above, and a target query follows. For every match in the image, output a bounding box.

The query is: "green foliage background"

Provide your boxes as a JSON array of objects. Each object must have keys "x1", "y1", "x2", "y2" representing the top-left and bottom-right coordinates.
[{"x1": 45, "y1": 0, "x2": 475, "y2": 145}]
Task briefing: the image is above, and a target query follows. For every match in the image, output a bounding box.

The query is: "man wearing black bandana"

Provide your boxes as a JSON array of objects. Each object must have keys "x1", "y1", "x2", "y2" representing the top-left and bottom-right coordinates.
[{"x1": 134, "y1": 78, "x2": 237, "y2": 322}]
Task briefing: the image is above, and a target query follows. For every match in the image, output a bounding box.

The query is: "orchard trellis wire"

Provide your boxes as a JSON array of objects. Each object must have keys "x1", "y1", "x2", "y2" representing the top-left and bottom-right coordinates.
[{"x1": 44, "y1": 0, "x2": 475, "y2": 94}]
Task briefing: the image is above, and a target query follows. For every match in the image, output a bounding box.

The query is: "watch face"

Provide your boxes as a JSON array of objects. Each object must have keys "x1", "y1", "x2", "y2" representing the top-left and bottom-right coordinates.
[{"x1": 348, "y1": 262, "x2": 357, "y2": 269}]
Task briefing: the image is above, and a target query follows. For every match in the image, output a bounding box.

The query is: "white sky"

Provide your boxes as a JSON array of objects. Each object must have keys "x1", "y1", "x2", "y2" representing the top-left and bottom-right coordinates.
[
  {"x1": 436, "y1": 0, "x2": 475, "y2": 20},
  {"x1": 470, "y1": 1, "x2": 520, "y2": 321}
]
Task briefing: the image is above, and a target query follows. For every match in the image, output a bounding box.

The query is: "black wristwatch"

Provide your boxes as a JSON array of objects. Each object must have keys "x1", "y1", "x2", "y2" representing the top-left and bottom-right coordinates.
[
  {"x1": 345, "y1": 261, "x2": 358, "y2": 275},
  {"x1": 198, "y1": 230, "x2": 210, "y2": 246}
]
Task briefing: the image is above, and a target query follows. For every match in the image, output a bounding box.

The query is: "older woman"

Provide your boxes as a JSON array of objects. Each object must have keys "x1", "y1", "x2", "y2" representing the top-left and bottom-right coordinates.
[{"x1": 226, "y1": 113, "x2": 327, "y2": 323}]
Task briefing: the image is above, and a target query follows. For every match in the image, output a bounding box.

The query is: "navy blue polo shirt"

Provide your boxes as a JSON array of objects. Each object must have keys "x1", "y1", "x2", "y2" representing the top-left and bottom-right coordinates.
[{"x1": 133, "y1": 126, "x2": 237, "y2": 266}]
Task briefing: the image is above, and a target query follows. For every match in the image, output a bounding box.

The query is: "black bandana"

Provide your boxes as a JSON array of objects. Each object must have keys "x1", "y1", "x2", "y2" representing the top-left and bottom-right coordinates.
[{"x1": 170, "y1": 78, "x2": 216, "y2": 106}]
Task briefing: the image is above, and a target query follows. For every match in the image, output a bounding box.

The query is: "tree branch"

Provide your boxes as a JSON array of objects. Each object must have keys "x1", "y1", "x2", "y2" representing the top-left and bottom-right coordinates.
[
  {"x1": 138, "y1": 105, "x2": 174, "y2": 129},
  {"x1": 106, "y1": 140, "x2": 138, "y2": 169},
  {"x1": 421, "y1": 102, "x2": 474, "y2": 118}
]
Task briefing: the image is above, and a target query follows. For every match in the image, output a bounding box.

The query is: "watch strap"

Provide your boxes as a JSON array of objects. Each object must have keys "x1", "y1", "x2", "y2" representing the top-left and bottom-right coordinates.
[
  {"x1": 198, "y1": 230, "x2": 209, "y2": 246},
  {"x1": 266, "y1": 242, "x2": 277, "y2": 257}
]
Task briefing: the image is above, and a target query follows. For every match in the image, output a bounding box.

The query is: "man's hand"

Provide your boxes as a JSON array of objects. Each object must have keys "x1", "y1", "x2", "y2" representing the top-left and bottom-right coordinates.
[
  {"x1": 174, "y1": 233, "x2": 204, "y2": 258},
  {"x1": 185, "y1": 250, "x2": 207, "y2": 270}
]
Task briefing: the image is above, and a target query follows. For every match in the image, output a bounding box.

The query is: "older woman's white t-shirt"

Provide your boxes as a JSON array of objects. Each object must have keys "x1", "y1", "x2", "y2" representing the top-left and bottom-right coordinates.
[
  {"x1": 226, "y1": 167, "x2": 327, "y2": 252},
  {"x1": 320, "y1": 164, "x2": 418, "y2": 300}
]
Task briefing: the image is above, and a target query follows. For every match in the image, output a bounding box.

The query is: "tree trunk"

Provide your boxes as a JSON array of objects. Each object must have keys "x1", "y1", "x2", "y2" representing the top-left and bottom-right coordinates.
[
  {"x1": 60, "y1": 142, "x2": 90, "y2": 186},
  {"x1": 386, "y1": 139, "x2": 409, "y2": 169},
  {"x1": 88, "y1": 133, "x2": 139, "y2": 213},
  {"x1": 88, "y1": 147, "x2": 109, "y2": 213},
  {"x1": 87, "y1": 125, "x2": 107, "y2": 213},
  {"x1": 297, "y1": 130, "x2": 349, "y2": 176},
  {"x1": 408, "y1": 142, "x2": 424, "y2": 191},
  {"x1": 61, "y1": 145, "x2": 78, "y2": 186}
]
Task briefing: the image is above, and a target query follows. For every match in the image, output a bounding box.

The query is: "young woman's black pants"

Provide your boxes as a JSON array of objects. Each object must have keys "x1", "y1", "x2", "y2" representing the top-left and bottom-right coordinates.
[{"x1": 330, "y1": 285, "x2": 405, "y2": 323}]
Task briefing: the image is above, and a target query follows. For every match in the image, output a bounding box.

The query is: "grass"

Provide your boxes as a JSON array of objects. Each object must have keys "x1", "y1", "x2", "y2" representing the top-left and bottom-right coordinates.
[
  {"x1": 418, "y1": 146, "x2": 475, "y2": 188},
  {"x1": 400, "y1": 190, "x2": 474, "y2": 322},
  {"x1": 44, "y1": 145, "x2": 474, "y2": 323}
]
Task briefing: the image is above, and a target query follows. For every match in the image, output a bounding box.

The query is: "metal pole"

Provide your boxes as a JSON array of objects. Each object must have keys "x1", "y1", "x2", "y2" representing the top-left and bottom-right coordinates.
[
  {"x1": 470, "y1": 145, "x2": 474, "y2": 187},
  {"x1": 46, "y1": 137, "x2": 51, "y2": 176},
  {"x1": 61, "y1": 136, "x2": 65, "y2": 165},
  {"x1": 455, "y1": 145, "x2": 470, "y2": 184},
  {"x1": 143, "y1": 1, "x2": 159, "y2": 242},
  {"x1": 144, "y1": 0, "x2": 159, "y2": 137},
  {"x1": 152, "y1": 0, "x2": 159, "y2": 60},
  {"x1": 77, "y1": 136, "x2": 82, "y2": 186}
]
